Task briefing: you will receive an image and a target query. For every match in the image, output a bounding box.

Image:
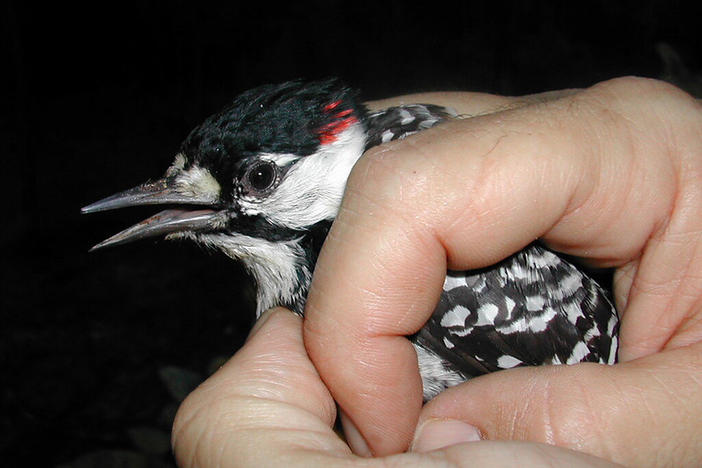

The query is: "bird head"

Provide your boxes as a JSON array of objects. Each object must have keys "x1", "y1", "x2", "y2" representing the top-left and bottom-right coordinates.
[{"x1": 82, "y1": 79, "x2": 368, "y2": 315}]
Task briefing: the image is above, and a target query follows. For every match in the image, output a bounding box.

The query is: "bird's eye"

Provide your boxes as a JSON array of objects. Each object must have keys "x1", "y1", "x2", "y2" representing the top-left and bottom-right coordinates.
[{"x1": 242, "y1": 161, "x2": 278, "y2": 194}]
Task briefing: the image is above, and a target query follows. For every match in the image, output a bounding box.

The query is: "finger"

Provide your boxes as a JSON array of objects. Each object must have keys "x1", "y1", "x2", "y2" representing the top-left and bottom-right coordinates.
[
  {"x1": 415, "y1": 342, "x2": 702, "y2": 467},
  {"x1": 304, "y1": 77, "x2": 697, "y2": 455},
  {"x1": 414, "y1": 441, "x2": 622, "y2": 468},
  {"x1": 171, "y1": 308, "x2": 353, "y2": 468}
]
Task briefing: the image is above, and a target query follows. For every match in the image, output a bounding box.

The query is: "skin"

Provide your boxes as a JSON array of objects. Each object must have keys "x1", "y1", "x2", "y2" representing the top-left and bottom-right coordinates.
[{"x1": 172, "y1": 77, "x2": 702, "y2": 467}]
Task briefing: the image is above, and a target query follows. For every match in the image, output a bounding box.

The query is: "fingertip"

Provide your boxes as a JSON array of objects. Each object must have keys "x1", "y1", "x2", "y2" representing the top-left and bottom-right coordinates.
[
  {"x1": 305, "y1": 331, "x2": 425, "y2": 456},
  {"x1": 411, "y1": 418, "x2": 483, "y2": 453},
  {"x1": 246, "y1": 306, "x2": 297, "y2": 342}
]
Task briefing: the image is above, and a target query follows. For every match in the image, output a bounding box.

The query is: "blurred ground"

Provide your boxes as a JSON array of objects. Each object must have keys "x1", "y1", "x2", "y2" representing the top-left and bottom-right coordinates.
[{"x1": 2, "y1": 2, "x2": 700, "y2": 466}]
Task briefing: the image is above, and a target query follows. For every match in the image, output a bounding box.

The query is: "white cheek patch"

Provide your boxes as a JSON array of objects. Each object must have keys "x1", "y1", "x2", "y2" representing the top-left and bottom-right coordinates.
[
  {"x1": 240, "y1": 123, "x2": 366, "y2": 230},
  {"x1": 175, "y1": 165, "x2": 221, "y2": 202}
]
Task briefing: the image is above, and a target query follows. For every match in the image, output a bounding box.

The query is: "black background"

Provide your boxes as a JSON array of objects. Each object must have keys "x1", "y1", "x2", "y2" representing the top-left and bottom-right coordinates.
[{"x1": 2, "y1": 1, "x2": 700, "y2": 466}]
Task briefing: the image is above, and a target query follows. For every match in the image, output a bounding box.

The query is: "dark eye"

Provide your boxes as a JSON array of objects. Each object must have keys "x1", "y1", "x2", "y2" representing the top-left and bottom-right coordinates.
[{"x1": 243, "y1": 161, "x2": 278, "y2": 194}]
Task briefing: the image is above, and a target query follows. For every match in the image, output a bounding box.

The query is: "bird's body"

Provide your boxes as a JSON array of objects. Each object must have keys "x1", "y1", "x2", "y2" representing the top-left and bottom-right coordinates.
[{"x1": 84, "y1": 79, "x2": 618, "y2": 401}]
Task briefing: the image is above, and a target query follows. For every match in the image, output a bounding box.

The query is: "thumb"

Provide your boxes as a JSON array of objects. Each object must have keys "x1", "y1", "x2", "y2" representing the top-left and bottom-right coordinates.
[{"x1": 413, "y1": 343, "x2": 702, "y2": 467}]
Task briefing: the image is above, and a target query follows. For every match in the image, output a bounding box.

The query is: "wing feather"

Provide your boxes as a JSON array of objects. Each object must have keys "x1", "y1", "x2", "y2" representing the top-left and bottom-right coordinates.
[{"x1": 418, "y1": 244, "x2": 618, "y2": 380}]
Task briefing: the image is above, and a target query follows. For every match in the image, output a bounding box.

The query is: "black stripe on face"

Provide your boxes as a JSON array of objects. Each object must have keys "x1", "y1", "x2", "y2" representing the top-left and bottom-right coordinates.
[
  {"x1": 226, "y1": 211, "x2": 332, "y2": 246},
  {"x1": 227, "y1": 212, "x2": 302, "y2": 242}
]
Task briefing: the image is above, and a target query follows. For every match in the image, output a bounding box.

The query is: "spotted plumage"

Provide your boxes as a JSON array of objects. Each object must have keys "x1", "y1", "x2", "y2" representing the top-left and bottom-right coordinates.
[{"x1": 83, "y1": 79, "x2": 619, "y2": 401}]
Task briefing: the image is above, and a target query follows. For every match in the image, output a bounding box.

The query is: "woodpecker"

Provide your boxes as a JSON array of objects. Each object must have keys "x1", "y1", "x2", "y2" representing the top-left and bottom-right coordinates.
[{"x1": 83, "y1": 79, "x2": 619, "y2": 400}]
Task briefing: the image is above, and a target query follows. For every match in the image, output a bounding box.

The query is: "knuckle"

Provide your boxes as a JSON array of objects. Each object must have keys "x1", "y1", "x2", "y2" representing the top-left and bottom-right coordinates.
[
  {"x1": 592, "y1": 76, "x2": 686, "y2": 100},
  {"x1": 585, "y1": 76, "x2": 700, "y2": 129}
]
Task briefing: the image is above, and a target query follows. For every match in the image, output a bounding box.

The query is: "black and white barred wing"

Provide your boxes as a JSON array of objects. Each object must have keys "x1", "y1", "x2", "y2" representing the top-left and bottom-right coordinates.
[{"x1": 418, "y1": 244, "x2": 619, "y2": 378}]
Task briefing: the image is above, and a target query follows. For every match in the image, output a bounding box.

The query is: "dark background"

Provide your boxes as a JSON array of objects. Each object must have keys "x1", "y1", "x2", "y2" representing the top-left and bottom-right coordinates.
[{"x1": 2, "y1": 1, "x2": 700, "y2": 466}]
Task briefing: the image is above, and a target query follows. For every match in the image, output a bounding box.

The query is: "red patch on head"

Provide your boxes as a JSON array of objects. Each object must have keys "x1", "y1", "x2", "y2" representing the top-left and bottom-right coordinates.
[
  {"x1": 319, "y1": 101, "x2": 357, "y2": 145},
  {"x1": 323, "y1": 100, "x2": 341, "y2": 112}
]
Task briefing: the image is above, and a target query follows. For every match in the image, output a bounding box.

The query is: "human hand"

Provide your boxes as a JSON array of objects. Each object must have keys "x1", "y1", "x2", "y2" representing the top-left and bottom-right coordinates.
[
  {"x1": 301, "y1": 77, "x2": 702, "y2": 466},
  {"x1": 172, "y1": 307, "x2": 620, "y2": 467}
]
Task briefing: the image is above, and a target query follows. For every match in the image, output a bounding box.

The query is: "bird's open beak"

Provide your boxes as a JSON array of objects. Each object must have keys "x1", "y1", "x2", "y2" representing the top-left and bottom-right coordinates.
[{"x1": 82, "y1": 177, "x2": 223, "y2": 251}]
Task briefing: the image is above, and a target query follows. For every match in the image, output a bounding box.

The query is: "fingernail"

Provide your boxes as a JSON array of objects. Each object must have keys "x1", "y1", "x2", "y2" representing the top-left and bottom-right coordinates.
[
  {"x1": 340, "y1": 411, "x2": 372, "y2": 457},
  {"x1": 411, "y1": 418, "x2": 482, "y2": 453}
]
